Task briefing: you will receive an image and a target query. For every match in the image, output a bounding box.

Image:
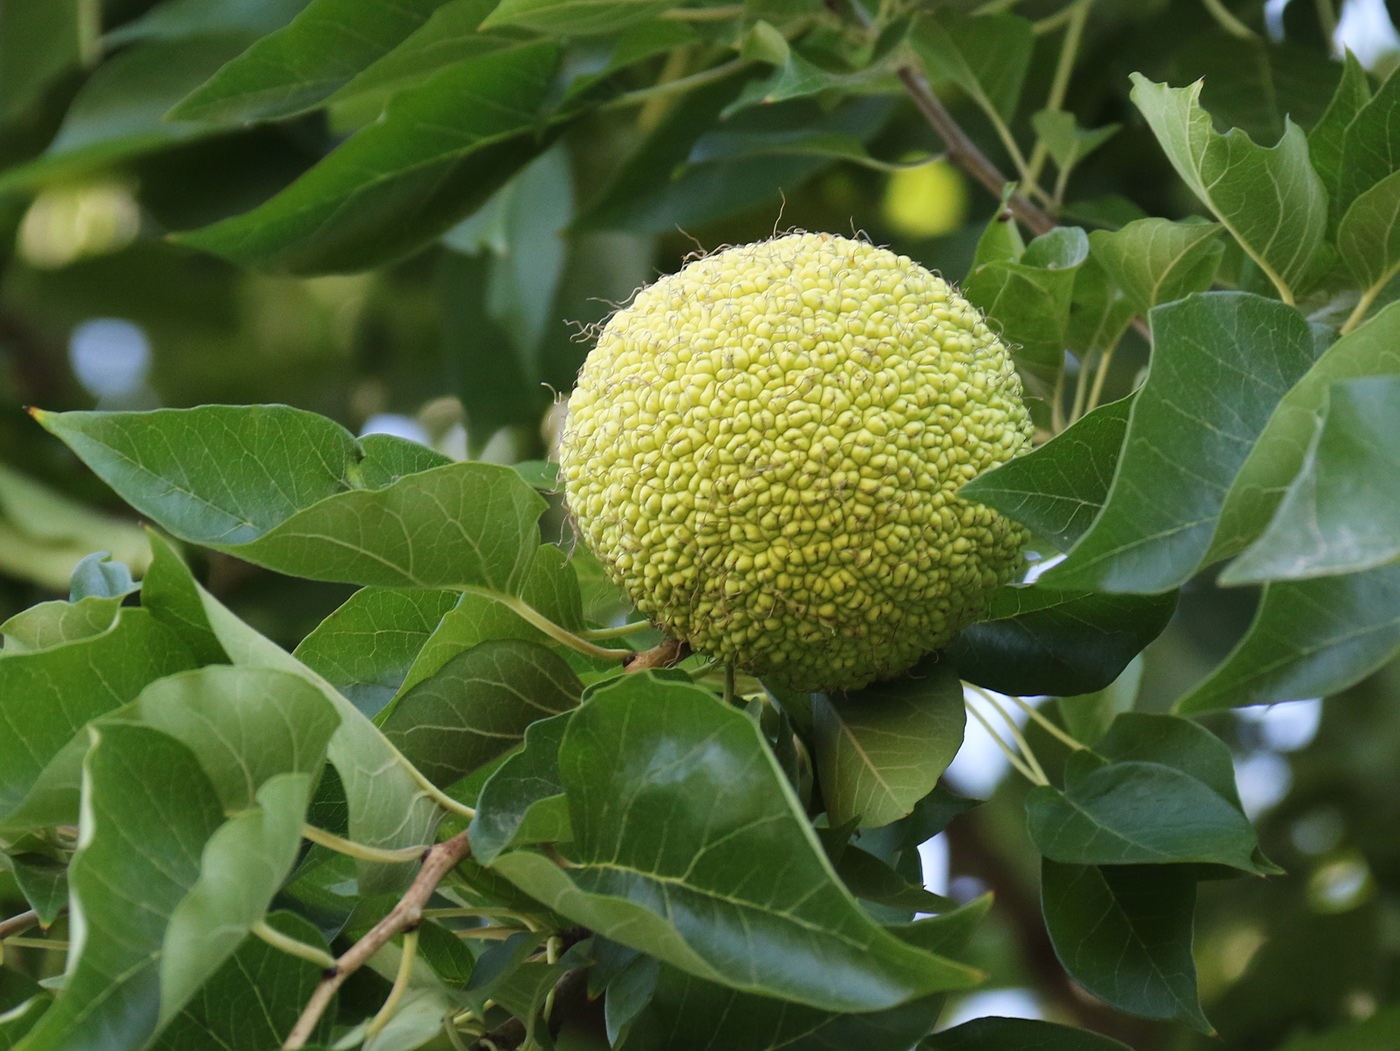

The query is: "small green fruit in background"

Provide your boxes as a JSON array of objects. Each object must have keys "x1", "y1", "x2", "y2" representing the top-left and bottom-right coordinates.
[{"x1": 558, "y1": 232, "x2": 1032, "y2": 692}]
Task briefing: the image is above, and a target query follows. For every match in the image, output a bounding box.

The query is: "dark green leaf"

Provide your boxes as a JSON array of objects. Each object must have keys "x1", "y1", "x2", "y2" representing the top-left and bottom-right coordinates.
[
  {"x1": 293, "y1": 587, "x2": 459, "y2": 717},
  {"x1": 1308, "y1": 51, "x2": 1371, "y2": 215},
  {"x1": 835, "y1": 846, "x2": 955, "y2": 914},
  {"x1": 469, "y1": 709, "x2": 573, "y2": 864},
  {"x1": 167, "y1": 0, "x2": 456, "y2": 122},
  {"x1": 152, "y1": 912, "x2": 335, "y2": 1051},
  {"x1": 0, "y1": 39, "x2": 246, "y2": 192},
  {"x1": 175, "y1": 42, "x2": 564, "y2": 273},
  {"x1": 951, "y1": 585, "x2": 1175, "y2": 698},
  {"x1": 964, "y1": 227, "x2": 1088, "y2": 374},
  {"x1": 1042, "y1": 860, "x2": 1209, "y2": 1030},
  {"x1": 1176, "y1": 561, "x2": 1400, "y2": 712},
  {"x1": 490, "y1": 674, "x2": 980, "y2": 1010},
  {"x1": 1032, "y1": 110, "x2": 1119, "y2": 177},
  {"x1": 813, "y1": 657, "x2": 964, "y2": 829},
  {"x1": 106, "y1": 0, "x2": 308, "y2": 45},
  {"x1": 16, "y1": 724, "x2": 226, "y2": 1051},
  {"x1": 134, "y1": 664, "x2": 338, "y2": 810},
  {"x1": 382, "y1": 638, "x2": 582, "y2": 787},
  {"x1": 1337, "y1": 64, "x2": 1400, "y2": 216},
  {"x1": 1130, "y1": 75, "x2": 1327, "y2": 300},
  {"x1": 0, "y1": 607, "x2": 196, "y2": 822},
  {"x1": 10, "y1": 852, "x2": 68, "y2": 927},
  {"x1": 961, "y1": 394, "x2": 1131, "y2": 554},
  {"x1": 1209, "y1": 302, "x2": 1397, "y2": 565},
  {"x1": 482, "y1": 0, "x2": 671, "y2": 35},
  {"x1": 1025, "y1": 761, "x2": 1270, "y2": 872},
  {"x1": 36, "y1": 406, "x2": 548, "y2": 594},
  {"x1": 1065, "y1": 254, "x2": 1136, "y2": 357},
  {"x1": 1093, "y1": 712, "x2": 1242, "y2": 810},
  {"x1": 1043, "y1": 293, "x2": 1319, "y2": 593},
  {"x1": 1338, "y1": 167, "x2": 1400, "y2": 296},
  {"x1": 1225, "y1": 376, "x2": 1400, "y2": 582},
  {"x1": 1090, "y1": 217, "x2": 1223, "y2": 314},
  {"x1": 911, "y1": 10, "x2": 1033, "y2": 122},
  {"x1": 1055, "y1": 656, "x2": 1142, "y2": 746},
  {"x1": 921, "y1": 1016, "x2": 1132, "y2": 1050},
  {"x1": 0, "y1": 0, "x2": 93, "y2": 121}
]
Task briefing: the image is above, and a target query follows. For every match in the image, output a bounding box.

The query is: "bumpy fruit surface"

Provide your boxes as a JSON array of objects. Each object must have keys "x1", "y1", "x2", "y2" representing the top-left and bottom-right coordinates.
[{"x1": 558, "y1": 232, "x2": 1032, "y2": 692}]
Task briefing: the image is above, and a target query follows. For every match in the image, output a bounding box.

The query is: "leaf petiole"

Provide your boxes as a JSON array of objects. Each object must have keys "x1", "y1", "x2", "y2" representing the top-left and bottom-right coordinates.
[{"x1": 301, "y1": 824, "x2": 429, "y2": 864}]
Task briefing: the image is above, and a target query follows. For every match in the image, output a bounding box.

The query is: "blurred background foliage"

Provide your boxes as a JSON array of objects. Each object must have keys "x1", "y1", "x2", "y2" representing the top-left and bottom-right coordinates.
[{"x1": 2, "y1": 0, "x2": 1399, "y2": 1046}]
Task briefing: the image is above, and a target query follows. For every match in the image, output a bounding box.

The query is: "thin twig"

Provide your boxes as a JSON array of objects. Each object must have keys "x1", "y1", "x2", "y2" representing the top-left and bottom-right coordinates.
[
  {"x1": 1201, "y1": 0, "x2": 1257, "y2": 38},
  {"x1": 283, "y1": 830, "x2": 473, "y2": 1049},
  {"x1": 0, "y1": 910, "x2": 40, "y2": 940},
  {"x1": 622, "y1": 637, "x2": 690, "y2": 672},
  {"x1": 894, "y1": 65, "x2": 1057, "y2": 235}
]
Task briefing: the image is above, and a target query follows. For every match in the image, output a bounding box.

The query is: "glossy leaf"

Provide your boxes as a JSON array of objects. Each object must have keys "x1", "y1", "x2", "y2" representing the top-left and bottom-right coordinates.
[
  {"x1": 381, "y1": 638, "x2": 582, "y2": 787},
  {"x1": 813, "y1": 657, "x2": 964, "y2": 829},
  {"x1": 1090, "y1": 217, "x2": 1223, "y2": 314},
  {"x1": 293, "y1": 587, "x2": 460, "y2": 717},
  {"x1": 175, "y1": 42, "x2": 564, "y2": 273},
  {"x1": 1041, "y1": 860, "x2": 1210, "y2": 1030},
  {"x1": 168, "y1": 0, "x2": 457, "y2": 122},
  {"x1": 1043, "y1": 293, "x2": 1319, "y2": 593},
  {"x1": 951, "y1": 585, "x2": 1175, "y2": 698},
  {"x1": 469, "y1": 710, "x2": 574, "y2": 864},
  {"x1": 1176, "y1": 562, "x2": 1400, "y2": 712},
  {"x1": 1025, "y1": 761, "x2": 1270, "y2": 873},
  {"x1": 1225, "y1": 376, "x2": 1400, "y2": 583},
  {"x1": 490, "y1": 674, "x2": 980, "y2": 1010},
  {"x1": 1130, "y1": 75, "x2": 1326, "y2": 299},
  {"x1": 961, "y1": 395, "x2": 1131, "y2": 554}
]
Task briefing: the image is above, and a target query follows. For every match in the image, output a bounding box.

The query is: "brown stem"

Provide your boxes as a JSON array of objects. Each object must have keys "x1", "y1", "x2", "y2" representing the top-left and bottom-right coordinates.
[
  {"x1": 622, "y1": 637, "x2": 690, "y2": 673},
  {"x1": 0, "y1": 910, "x2": 40, "y2": 940},
  {"x1": 283, "y1": 830, "x2": 474, "y2": 1049},
  {"x1": 894, "y1": 65, "x2": 1057, "y2": 237}
]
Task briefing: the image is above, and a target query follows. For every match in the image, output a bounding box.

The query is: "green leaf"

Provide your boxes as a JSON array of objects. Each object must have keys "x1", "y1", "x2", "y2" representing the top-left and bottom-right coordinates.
[
  {"x1": 68, "y1": 551, "x2": 140, "y2": 601},
  {"x1": 1175, "y1": 562, "x2": 1400, "y2": 712},
  {"x1": 0, "y1": 595, "x2": 125, "y2": 653},
  {"x1": 1065, "y1": 253, "x2": 1136, "y2": 357},
  {"x1": 469, "y1": 709, "x2": 573, "y2": 864},
  {"x1": 1337, "y1": 64, "x2": 1400, "y2": 216},
  {"x1": 167, "y1": 0, "x2": 456, "y2": 122},
  {"x1": 835, "y1": 846, "x2": 955, "y2": 914},
  {"x1": 921, "y1": 1017, "x2": 1132, "y2": 1050},
  {"x1": 490, "y1": 674, "x2": 980, "y2": 1010},
  {"x1": 961, "y1": 394, "x2": 1131, "y2": 554},
  {"x1": 481, "y1": 0, "x2": 671, "y2": 35},
  {"x1": 1025, "y1": 761, "x2": 1270, "y2": 873},
  {"x1": 134, "y1": 665, "x2": 339, "y2": 810},
  {"x1": 1089, "y1": 218, "x2": 1223, "y2": 314},
  {"x1": 813, "y1": 657, "x2": 963, "y2": 829},
  {"x1": 1041, "y1": 860, "x2": 1210, "y2": 1030},
  {"x1": 106, "y1": 0, "x2": 308, "y2": 45},
  {"x1": 0, "y1": 608, "x2": 196, "y2": 822},
  {"x1": 146, "y1": 534, "x2": 440, "y2": 891},
  {"x1": 1042, "y1": 293, "x2": 1320, "y2": 593},
  {"x1": 159, "y1": 773, "x2": 314, "y2": 1026},
  {"x1": 1308, "y1": 51, "x2": 1371, "y2": 215},
  {"x1": 35, "y1": 406, "x2": 548, "y2": 594},
  {"x1": 174, "y1": 42, "x2": 564, "y2": 273},
  {"x1": 381, "y1": 638, "x2": 582, "y2": 787},
  {"x1": 1337, "y1": 168, "x2": 1400, "y2": 297},
  {"x1": 1031, "y1": 110, "x2": 1119, "y2": 175},
  {"x1": 1093, "y1": 713, "x2": 1242, "y2": 811},
  {"x1": 9, "y1": 852, "x2": 68, "y2": 927},
  {"x1": 950, "y1": 585, "x2": 1176, "y2": 698},
  {"x1": 1129, "y1": 75, "x2": 1327, "y2": 301},
  {"x1": 1224, "y1": 376, "x2": 1400, "y2": 583},
  {"x1": 0, "y1": 38, "x2": 248, "y2": 192},
  {"x1": 0, "y1": 0, "x2": 95, "y2": 121},
  {"x1": 1209, "y1": 302, "x2": 1398, "y2": 565},
  {"x1": 964, "y1": 227, "x2": 1089, "y2": 374},
  {"x1": 294, "y1": 587, "x2": 460, "y2": 717},
  {"x1": 1056, "y1": 655, "x2": 1142, "y2": 746},
  {"x1": 152, "y1": 912, "x2": 335, "y2": 1051},
  {"x1": 16, "y1": 723, "x2": 226, "y2": 1051},
  {"x1": 910, "y1": 9, "x2": 1033, "y2": 122},
  {"x1": 619, "y1": 900, "x2": 989, "y2": 1051}
]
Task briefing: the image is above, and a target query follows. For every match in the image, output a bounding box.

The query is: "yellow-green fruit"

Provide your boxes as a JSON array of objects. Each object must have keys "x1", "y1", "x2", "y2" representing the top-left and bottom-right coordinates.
[{"x1": 558, "y1": 232, "x2": 1032, "y2": 692}]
